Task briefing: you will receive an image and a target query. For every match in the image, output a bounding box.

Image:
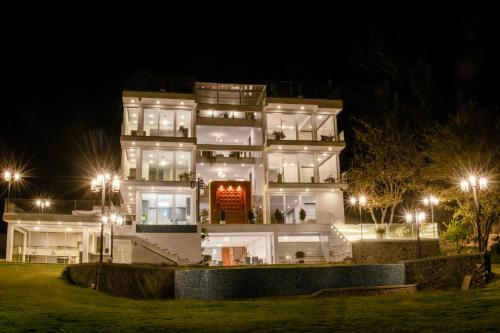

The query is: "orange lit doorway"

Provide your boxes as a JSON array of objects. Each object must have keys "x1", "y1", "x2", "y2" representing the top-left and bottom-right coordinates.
[{"x1": 221, "y1": 247, "x2": 247, "y2": 265}]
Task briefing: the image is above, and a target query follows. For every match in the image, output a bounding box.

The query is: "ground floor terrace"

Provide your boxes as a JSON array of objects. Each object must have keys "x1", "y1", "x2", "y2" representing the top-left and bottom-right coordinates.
[{"x1": 0, "y1": 262, "x2": 499, "y2": 332}]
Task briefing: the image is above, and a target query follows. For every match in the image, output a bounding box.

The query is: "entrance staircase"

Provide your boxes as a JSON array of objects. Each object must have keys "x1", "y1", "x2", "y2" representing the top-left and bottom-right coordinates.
[
  {"x1": 328, "y1": 225, "x2": 352, "y2": 262},
  {"x1": 116, "y1": 235, "x2": 191, "y2": 266}
]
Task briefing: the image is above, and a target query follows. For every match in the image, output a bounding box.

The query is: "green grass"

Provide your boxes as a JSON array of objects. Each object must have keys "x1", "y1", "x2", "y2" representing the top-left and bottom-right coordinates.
[{"x1": 0, "y1": 263, "x2": 499, "y2": 332}]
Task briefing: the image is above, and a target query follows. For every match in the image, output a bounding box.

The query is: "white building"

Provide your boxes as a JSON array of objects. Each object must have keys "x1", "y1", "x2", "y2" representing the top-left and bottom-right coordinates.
[{"x1": 2, "y1": 82, "x2": 352, "y2": 265}]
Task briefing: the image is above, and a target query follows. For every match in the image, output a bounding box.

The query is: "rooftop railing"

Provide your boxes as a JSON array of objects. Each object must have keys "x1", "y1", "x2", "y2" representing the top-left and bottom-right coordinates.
[{"x1": 4, "y1": 198, "x2": 117, "y2": 215}]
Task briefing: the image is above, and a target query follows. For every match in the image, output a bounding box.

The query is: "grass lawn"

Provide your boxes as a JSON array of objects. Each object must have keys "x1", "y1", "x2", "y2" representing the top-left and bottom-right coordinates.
[{"x1": 0, "y1": 263, "x2": 499, "y2": 332}]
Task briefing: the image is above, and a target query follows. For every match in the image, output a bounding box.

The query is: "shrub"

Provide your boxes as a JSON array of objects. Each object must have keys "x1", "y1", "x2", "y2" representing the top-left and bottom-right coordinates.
[
  {"x1": 299, "y1": 208, "x2": 306, "y2": 221},
  {"x1": 274, "y1": 209, "x2": 284, "y2": 223},
  {"x1": 491, "y1": 242, "x2": 500, "y2": 255},
  {"x1": 61, "y1": 266, "x2": 73, "y2": 284},
  {"x1": 295, "y1": 251, "x2": 306, "y2": 263},
  {"x1": 443, "y1": 218, "x2": 468, "y2": 254}
]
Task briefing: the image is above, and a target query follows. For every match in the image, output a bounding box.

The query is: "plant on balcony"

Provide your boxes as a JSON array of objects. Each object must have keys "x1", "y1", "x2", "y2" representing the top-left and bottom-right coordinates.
[
  {"x1": 320, "y1": 133, "x2": 335, "y2": 141},
  {"x1": 179, "y1": 171, "x2": 191, "y2": 182},
  {"x1": 200, "y1": 209, "x2": 209, "y2": 224},
  {"x1": 229, "y1": 151, "x2": 241, "y2": 159},
  {"x1": 272, "y1": 130, "x2": 286, "y2": 140},
  {"x1": 219, "y1": 210, "x2": 226, "y2": 224},
  {"x1": 178, "y1": 126, "x2": 188, "y2": 137},
  {"x1": 277, "y1": 172, "x2": 283, "y2": 183},
  {"x1": 247, "y1": 207, "x2": 256, "y2": 224},
  {"x1": 273, "y1": 209, "x2": 284, "y2": 224},
  {"x1": 324, "y1": 175, "x2": 336, "y2": 183},
  {"x1": 299, "y1": 208, "x2": 306, "y2": 222},
  {"x1": 219, "y1": 111, "x2": 229, "y2": 118},
  {"x1": 295, "y1": 250, "x2": 306, "y2": 263},
  {"x1": 245, "y1": 112, "x2": 255, "y2": 119}
]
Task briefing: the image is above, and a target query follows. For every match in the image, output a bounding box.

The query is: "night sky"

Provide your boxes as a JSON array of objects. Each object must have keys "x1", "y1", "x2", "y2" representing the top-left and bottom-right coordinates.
[{"x1": 1, "y1": 13, "x2": 498, "y2": 233}]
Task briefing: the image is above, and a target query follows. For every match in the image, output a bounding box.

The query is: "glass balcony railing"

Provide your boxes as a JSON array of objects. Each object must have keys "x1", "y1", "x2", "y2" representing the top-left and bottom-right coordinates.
[{"x1": 4, "y1": 199, "x2": 117, "y2": 215}]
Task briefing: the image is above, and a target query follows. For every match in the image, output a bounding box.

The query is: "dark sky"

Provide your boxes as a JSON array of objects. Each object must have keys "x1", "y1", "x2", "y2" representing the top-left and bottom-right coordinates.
[{"x1": 1, "y1": 13, "x2": 499, "y2": 231}]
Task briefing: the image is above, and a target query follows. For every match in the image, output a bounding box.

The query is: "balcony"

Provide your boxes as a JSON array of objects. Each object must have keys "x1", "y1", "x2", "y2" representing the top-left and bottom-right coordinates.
[
  {"x1": 196, "y1": 109, "x2": 262, "y2": 127},
  {"x1": 195, "y1": 82, "x2": 266, "y2": 106}
]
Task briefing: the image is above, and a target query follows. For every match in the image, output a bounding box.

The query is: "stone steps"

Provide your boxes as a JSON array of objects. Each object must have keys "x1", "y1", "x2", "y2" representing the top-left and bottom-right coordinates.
[{"x1": 311, "y1": 284, "x2": 418, "y2": 297}]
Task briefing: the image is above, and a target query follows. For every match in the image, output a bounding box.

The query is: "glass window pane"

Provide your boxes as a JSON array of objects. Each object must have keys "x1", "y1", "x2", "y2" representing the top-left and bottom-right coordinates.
[
  {"x1": 318, "y1": 154, "x2": 337, "y2": 183},
  {"x1": 298, "y1": 153, "x2": 314, "y2": 183},
  {"x1": 175, "y1": 194, "x2": 190, "y2": 224},
  {"x1": 316, "y1": 115, "x2": 335, "y2": 141},
  {"x1": 125, "y1": 108, "x2": 139, "y2": 135},
  {"x1": 141, "y1": 193, "x2": 157, "y2": 224},
  {"x1": 144, "y1": 108, "x2": 158, "y2": 136},
  {"x1": 267, "y1": 113, "x2": 296, "y2": 140},
  {"x1": 124, "y1": 148, "x2": 138, "y2": 180},
  {"x1": 270, "y1": 195, "x2": 284, "y2": 224},
  {"x1": 301, "y1": 195, "x2": 317, "y2": 222},
  {"x1": 157, "y1": 194, "x2": 173, "y2": 225},
  {"x1": 285, "y1": 195, "x2": 299, "y2": 224},
  {"x1": 282, "y1": 154, "x2": 298, "y2": 182},
  {"x1": 158, "y1": 110, "x2": 175, "y2": 137},
  {"x1": 177, "y1": 110, "x2": 192, "y2": 137},
  {"x1": 175, "y1": 151, "x2": 191, "y2": 180},
  {"x1": 297, "y1": 114, "x2": 313, "y2": 140}
]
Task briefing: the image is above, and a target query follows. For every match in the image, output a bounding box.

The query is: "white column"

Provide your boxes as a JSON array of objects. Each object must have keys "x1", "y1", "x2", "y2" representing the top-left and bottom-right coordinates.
[
  {"x1": 272, "y1": 232, "x2": 279, "y2": 264},
  {"x1": 5, "y1": 224, "x2": 14, "y2": 261},
  {"x1": 82, "y1": 228, "x2": 89, "y2": 263},
  {"x1": 22, "y1": 232, "x2": 27, "y2": 263}
]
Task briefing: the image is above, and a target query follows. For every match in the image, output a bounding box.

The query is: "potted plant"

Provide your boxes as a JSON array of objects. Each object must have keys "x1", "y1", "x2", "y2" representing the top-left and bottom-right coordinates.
[
  {"x1": 221, "y1": 112, "x2": 229, "y2": 118},
  {"x1": 320, "y1": 133, "x2": 334, "y2": 141},
  {"x1": 200, "y1": 209, "x2": 209, "y2": 224},
  {"x1": 299, "y1": 208, "x2": 306, "y2": 223},
  {"x1": 273, "y1": 209, "x2": 284, "y2": 224},
  {"x1": 219, "y1": 210, "x2": 226, "y2": 224},
  {"x1": 247, "y1": 208, "x2": 256, "y2": 224},
  {"x1": 272, "y1": 130, "x2": 286, "y2": 140},
  {"x1": 245, "y1": 112, "x2": 255, "y2": 119},
  {"x1": 295, "y1": 251, "x2": 306, "y2": 263},
  {"x1": 179, "y1": 171, "x2": 191, "y2": 181},
  {"x1": 178, "y1": 125, "x2": 188, "y2": 137},
  {"x1": 324, "y1": 175, "x2": 336, "y2": 183},
  {"x1": 277, "y1": 172, "x2": 283, "y2": 183},
  {"x1": 201, "y1": 227, "x2": 209, "y2": 241},
  {"x1": 375, "y1": 227, "x2": 386, "y2": 239}
]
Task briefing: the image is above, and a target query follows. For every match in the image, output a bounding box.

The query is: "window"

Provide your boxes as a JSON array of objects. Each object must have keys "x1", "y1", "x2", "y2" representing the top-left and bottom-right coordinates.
[
  {"x1": 316, "y1": 114, "x2": 335, "y2": 141},
  {"x1": 141, "y1": 150, "x2": 191, "y2": 181},
  {"x1": 143, "y1": 108, "x2": 192, "y2": 137},
  {"x1": 318, "y1": 154, "x2": 338, "y2": 183},
  {"x1": 141, "y1": 192, "x2": 192, "y2": 225},
  {"x1": 269, "y1": 194, "x2": 316, "y2": 224},
  {"x1": 124, "y1": 148, "x2": 138, "y2": 180},
  {"x1": 124, "y1": 108, "x2": 140, "y2": 135}
]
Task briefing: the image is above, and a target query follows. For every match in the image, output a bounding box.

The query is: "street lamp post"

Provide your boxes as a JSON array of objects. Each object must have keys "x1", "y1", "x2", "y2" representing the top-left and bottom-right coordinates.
[
  {"x1": 91, "y1": 173, "x2": 120, "y2": 264},
  {"x1": 406, "y1": 211, "x2": 426, "y2": 258},
  {"x1": 190, "y1": 173, "x2": 205, "y2": 223},
  {"x1": 350, "y1": 195, "x2": 367, "y2": 239},
  {"x1": 35, "y1": 199, "x2": 50, "y2": 214},
  {"x1": 423, "y1": 195, "x2": 439, "y2": 238},
  {"x1": 3, "y1": 170, "x2": 21, "y2": 208},
  {"x1": 460, "y1": 175, "x2": 488, "y2": 252},
  {"x1": 109, "y1": 212, "x2": 124, "y2": 263}
]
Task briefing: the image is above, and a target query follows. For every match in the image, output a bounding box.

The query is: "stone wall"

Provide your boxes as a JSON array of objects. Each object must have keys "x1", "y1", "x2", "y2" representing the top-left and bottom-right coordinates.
[
  {"x1": 174, "y1": 264, "x2": 405, "y2": 300},
  {"x1": 352, "y1": 239, "x2": 440, "y2": 264},
  {"x1": 67, "y1": 263, "x2": 175, "y2": 298},
  {"x1": 403, "y1": 253, "x2": 490, "y2": 290}
]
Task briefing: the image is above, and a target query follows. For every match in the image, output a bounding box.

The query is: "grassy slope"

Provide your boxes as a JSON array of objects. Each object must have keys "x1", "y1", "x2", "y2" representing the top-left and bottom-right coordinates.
[{"x1": 0, "y1": 263, "x2": 499, "y2": 333}]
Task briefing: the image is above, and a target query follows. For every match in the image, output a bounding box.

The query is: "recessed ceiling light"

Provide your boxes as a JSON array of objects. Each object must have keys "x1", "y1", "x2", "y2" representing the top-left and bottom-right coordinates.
[
  {"x1": 306, "y1": 188, "x2": 310, "y2": 192},
  {"x1": 156, "y1": 100, "x2": 160, "y2": 104},
  {"x1": 328, "y1": 147, "x2": 332, "y2": 151},
  {"x1": 149, "y1": 114, "x2": 154, "y2": 118},
  {"x1": 278, "y1": 146, "x2": 282, "y2": 149},
  {"x1": 301, "y1": 106, "x2": 304, "y2": 110},
  {"x1": 132, "y1": 120, "x2": 138, "y2": 124},
  {"x1": 179, "y1": 143, "x2": 183, "y2": 147},
  {"x1": 132, "y1": 142, "x2": 136, "y2": 145},
  {"x1": 151, "y1": 187, "x2": 155, "y2": 190},
  {"x1": 180, "y1": 101, "x2": 184, "y2": 105},
  {"x1": 277, "y1": 105, "x2": 281, "y2": 109},
  {"x1": 201, "y1": 163, "x2": 204, "y2": 166},
  {"x1": 304, "y1": 146, "x2": 308, "y2": 150},
  {"x1": 131, "y1": 99, "x2": 135, "y2": 103},
  {"x1": 156, "y1": 142, "x2": 160, "y2": 146},
  {"x1": 131, "y1": 114, "x2": 137, "y2": 117},
  {"x1": 128, "y1": 186, "x2": 132, "y2": 190}
]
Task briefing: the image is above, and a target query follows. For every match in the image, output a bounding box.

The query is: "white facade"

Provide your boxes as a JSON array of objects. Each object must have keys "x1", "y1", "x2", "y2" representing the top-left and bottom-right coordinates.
[{"x1": 119, "y1": 82, "x2": 349, "y2": 265}]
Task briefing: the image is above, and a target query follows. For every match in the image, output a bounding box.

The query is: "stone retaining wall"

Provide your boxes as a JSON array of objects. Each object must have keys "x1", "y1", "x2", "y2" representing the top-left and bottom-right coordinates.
[
  {"x1": 67, "y1": 263, "x2": 175, "y2": 298},
  {"x1": 352, "y1": 239, "x2": 440, "y2": 264},
  {"x1": 174, "y1": 264, "x2": 405, "y2": 299},
  {"x1": 403, "y1": 253, "x2": 490, "y2": 289}
]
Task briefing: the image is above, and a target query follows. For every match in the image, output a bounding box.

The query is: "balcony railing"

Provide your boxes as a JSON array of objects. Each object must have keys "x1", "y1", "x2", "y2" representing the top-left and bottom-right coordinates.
[
  {"x1": 195, "y1": 82, "x2": 266, "y2": 106},
  {"x1": 4, "y1": 198, "x2": 116, "y2": 215}
]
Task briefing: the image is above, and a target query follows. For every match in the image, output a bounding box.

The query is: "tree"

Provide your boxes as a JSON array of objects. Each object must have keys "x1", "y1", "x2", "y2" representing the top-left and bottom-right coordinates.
[
  {"x1": 424, "y1": 102, "x2": 499, "y2": 252},
  {"x1": 443, "y1": 217, "x2": 468, "y2": 254},
  {"x1": 348, "y1": 108, "x2": 426, "y2": 225}
]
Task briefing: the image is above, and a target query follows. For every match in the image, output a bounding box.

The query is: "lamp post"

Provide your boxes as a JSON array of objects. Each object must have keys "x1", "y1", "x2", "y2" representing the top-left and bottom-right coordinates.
[
  {"x1": 91, "y1": 173, "x2": 120, "y2": 263},
  {"x1": 460, "y1": 175, "x2": 488, "y2": 252},
  {"x1": 423, "y1": 195, "x2": 439, "y2": 238},
  {"x1": 405, "y1": 211, "x2": 426, "y2": 258},
  {"x1": 190, "y1": 173, "x2": 205, "y2": 223},
  {"x1": 350, "y1": 195, "x2": 367, "y2": 240},
  {"x1": 35, "y1": 199, "x2": 50, "y2": 214},
  {"x1": 108, "y1": 212, "x2": 124, "y2": 263},
  {"x1": 3, "y1": 170, "x2": 21, "y2": 208}
]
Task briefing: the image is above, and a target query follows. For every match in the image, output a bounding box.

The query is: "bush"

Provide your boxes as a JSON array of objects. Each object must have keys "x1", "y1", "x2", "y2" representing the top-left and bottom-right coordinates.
[
  {"x1": 273, "y1": 209, "x2": 284, "y2": 223},
  {"x1": 61, "y1": 266, "x2": 73, "y2": 284},
  {"x1": 443, "y1": 218, "x2": 468, "y2": 254},
  {"x1": 491, "y1": 242, "x2": 500, "y2": 255},
  {"x1": 299, "y1": 209, "x2": 306, "y2": 221}
]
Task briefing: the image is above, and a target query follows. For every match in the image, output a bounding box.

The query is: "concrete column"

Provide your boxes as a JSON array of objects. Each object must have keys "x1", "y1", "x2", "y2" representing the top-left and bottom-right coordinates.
[
  {"x1": 22, "y1": 232, "x2": 27, "y2": 262},
  {"x1": 272, "y1": 232, "x2": 279, "y2": 264},
  {"x1": 82, "y1": 227, "x2": 89, "y2": 263},
  {"x1": 5, "y1": 224, "x2": 14, "y2": 261}
]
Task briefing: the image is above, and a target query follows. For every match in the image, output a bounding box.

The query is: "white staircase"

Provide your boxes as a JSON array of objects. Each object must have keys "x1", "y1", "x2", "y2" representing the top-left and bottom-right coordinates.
[
  {"x1": 116, "y1": 235, "x2": 191, "y2": 266},
  {"x1": 328, "y1": 225, "x2": 352, "y2": 262}
]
